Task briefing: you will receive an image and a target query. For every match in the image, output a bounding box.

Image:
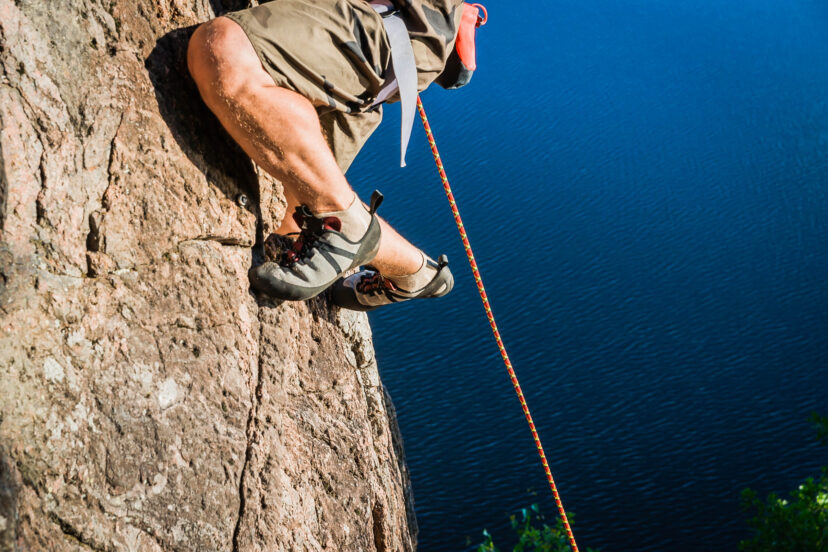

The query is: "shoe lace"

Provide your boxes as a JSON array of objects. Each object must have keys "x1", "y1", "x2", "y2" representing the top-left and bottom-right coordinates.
[
  {"x1": 280, "y1": 206, "x2": 340, "y2": 266},
  {"x1": 356, "y1": 272, "x2": 397, "y2": 295}
]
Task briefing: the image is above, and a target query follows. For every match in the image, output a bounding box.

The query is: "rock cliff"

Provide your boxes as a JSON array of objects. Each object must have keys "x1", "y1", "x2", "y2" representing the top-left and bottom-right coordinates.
[{"x1": 0, "y1": 0, "x2": 416, "y2": 550}]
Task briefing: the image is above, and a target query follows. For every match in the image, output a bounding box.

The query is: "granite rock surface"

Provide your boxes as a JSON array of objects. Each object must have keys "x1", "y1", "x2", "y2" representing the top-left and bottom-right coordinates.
[{"x1": 0, "y1": 0, "x2": 416, "y2": 550}]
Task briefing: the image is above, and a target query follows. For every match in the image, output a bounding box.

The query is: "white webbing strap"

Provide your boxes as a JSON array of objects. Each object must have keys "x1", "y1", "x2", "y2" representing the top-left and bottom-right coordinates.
[{"x1": 371, "y1": 0, "x2": 418, "y2": 167}]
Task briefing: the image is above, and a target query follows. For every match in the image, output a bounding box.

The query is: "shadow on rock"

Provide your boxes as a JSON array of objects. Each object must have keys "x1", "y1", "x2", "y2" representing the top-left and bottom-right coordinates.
[
  {"x1": 0, "y1": 446, "x2": 19, "y2": 548},
  {"x1": 145, "y1": 25, "x2": 259, "y2": 206}
]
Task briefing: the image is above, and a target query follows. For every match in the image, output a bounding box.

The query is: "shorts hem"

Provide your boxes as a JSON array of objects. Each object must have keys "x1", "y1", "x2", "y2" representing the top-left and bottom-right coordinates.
[{"x1": 223, "y1": 12, "x2": 298, "y2": 94}]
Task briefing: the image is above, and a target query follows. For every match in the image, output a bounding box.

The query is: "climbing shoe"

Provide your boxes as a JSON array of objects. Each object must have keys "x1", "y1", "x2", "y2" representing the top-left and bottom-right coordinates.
[
  {"x1": 331, "y1": 254, "x2": 454, "y2": 311},
  {"x1": 249, "y1": 191, "x2": 383, "y2": 301}
]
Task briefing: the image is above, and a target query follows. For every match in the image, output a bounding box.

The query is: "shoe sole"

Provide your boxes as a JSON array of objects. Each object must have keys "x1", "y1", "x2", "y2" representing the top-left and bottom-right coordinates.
[{"x1": 331, "y1": 264, "x2": 454, "y2": 312}]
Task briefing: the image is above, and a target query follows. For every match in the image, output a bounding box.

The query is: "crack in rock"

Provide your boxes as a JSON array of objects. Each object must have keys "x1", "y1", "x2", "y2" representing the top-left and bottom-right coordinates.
[{"x1": 231, "y1": 305, "x2": 265, "y2": 552}]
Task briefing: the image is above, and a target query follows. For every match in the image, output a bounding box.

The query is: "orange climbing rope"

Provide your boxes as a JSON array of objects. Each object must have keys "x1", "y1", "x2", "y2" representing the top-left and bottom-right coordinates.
[{"x1": 416, "y1": 96, "x2": 580, "y2": 552}]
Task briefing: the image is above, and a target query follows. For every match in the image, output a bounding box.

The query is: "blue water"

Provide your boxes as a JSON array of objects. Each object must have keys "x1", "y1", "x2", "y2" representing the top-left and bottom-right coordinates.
[{"x1": 347, "y1": 1, "x2": 828, "y2": 550}]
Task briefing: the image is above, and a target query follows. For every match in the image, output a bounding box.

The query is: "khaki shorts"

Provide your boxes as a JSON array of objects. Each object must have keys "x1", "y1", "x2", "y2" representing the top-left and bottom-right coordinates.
[{"x1": 225, "y1": 0, "x2": 393, "y2": 173}]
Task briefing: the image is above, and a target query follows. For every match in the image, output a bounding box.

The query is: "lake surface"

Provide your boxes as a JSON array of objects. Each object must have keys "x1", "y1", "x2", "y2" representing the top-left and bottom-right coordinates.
[{"x1": 347, "y1": 1, "x2": 828, "y2": 550}]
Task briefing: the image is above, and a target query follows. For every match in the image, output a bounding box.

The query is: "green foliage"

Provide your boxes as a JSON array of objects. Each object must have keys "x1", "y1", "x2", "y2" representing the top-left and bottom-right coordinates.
[
  {"x1": 472, "y1": 504, "x2": 599, "y2": 552},
  {"x1": 739, "y1": 413, "x2": 828, "y2": 552},
  {"x1": 472, "y1": 415, "x2": 828, "y2": 552}
]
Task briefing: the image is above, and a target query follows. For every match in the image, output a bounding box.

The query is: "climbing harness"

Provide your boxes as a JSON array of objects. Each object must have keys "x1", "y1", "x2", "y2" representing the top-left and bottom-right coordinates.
[
  {"x1": 371, "y1": 0, "x2": 418, "y2": 167},
  {"x1": 417, "y1": 96, "x2": 581, "y2": 552},
  {"x1": 371, "y1": 2, "x2": 487, "y2": 166}
]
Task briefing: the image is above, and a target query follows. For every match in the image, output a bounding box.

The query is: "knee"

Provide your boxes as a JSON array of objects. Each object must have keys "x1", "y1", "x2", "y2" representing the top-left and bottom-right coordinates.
[{"x1": 187, "y1": 17, "x2": 261, "y2": 101}]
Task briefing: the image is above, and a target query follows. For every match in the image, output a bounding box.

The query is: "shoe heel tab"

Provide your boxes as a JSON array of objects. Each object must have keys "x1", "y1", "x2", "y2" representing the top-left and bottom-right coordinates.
[
  {"x1": 369, "y1": 190, "x2": 384, "y2": 214},
  {"x1": 437, "y1": 254, "x2": 449, "y2": 268}
]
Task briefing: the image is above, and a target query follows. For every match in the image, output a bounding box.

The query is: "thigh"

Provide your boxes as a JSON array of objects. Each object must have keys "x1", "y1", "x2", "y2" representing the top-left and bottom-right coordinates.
[
  {"x1": 224, "y1": 0, "x2": 390, "y2": 113},
  {"x1": 188, "y1": 17, "x2": 273, "y2": 95}
]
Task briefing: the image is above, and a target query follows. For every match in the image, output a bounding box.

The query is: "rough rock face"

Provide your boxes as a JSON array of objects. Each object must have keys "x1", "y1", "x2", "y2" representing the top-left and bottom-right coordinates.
[{"x1": 0, "y1": 1, "x2": 416, "y2": 550}]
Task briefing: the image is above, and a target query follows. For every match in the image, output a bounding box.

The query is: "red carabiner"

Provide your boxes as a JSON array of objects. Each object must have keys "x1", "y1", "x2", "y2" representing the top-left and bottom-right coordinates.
[{"x1": 471, "y1": 3, "x2": 487, "y2": 27}]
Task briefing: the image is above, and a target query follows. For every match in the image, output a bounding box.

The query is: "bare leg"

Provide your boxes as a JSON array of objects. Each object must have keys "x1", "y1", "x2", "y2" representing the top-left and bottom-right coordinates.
[{"x1": 188, "y1": 17, "x2": 422, "y2": 276}]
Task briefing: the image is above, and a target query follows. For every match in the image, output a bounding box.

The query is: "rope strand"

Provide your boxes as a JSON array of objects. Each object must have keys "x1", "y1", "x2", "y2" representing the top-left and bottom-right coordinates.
[{"x1": 417, "y1": 96, "x2": 579, "y2": 552}]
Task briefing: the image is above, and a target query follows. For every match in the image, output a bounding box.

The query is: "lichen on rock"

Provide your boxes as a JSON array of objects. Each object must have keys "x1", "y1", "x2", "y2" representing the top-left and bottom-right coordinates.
[{"x1": 0, "y1": 0, "x2": 416, "y2": 550}]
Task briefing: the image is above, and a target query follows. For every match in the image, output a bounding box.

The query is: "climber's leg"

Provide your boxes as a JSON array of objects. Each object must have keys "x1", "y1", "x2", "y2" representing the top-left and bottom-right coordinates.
[
  {"x1": 187, "y1": 16, "x2": 424, "y2": 280},
  {"x1": 187, "y1": 17, "x2": 351, "y2": 214}
]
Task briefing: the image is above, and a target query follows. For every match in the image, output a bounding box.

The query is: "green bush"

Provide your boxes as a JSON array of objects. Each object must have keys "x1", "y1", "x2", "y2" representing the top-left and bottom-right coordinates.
[
  {"x1": 473, "y1": 415, "x2": 827, "y2": 552},
  {"x1": 739, "y1": 413, "x2": 828, "y2": 552},
  {"x1": 472, "y1": 504, "x2": 599, "y2": 552}
]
